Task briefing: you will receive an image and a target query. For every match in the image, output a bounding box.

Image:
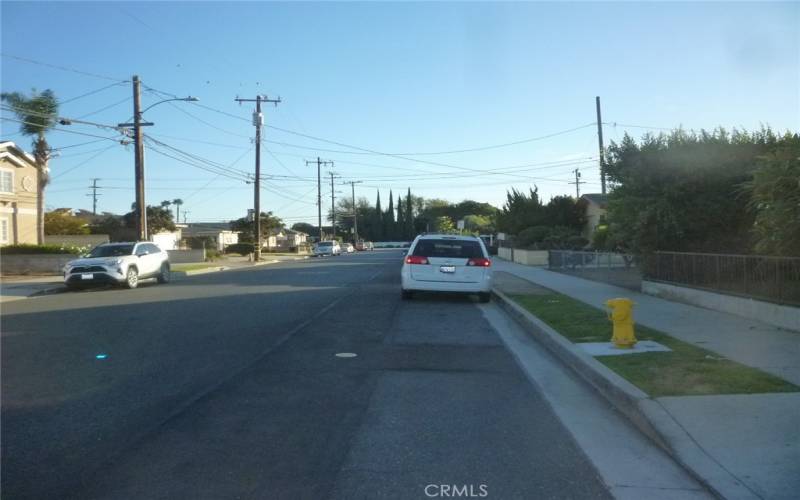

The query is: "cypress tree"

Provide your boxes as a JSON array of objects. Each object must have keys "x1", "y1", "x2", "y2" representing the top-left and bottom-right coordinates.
[
  {"x1": 396, "y1": 198, "x2": 405, "y2": 241},
  {"x1": 374, "y1": 190, "x2": 383, "y2": 241},
  {"x1": 385, "y1": 190, "x2": 395, "y2": 239},
  {"x1": 405, "y1": 188, "x2": 415, "y2": 238}
]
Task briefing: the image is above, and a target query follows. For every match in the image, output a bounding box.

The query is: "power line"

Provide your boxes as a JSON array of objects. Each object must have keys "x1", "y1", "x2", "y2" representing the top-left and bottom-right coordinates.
[
  {"x1": 0, "y1": 53, "x2": 129, "y2": 82},
  {"x1": 1, "y1": 117, "x2": 128, "y2": 144},
  {"x1": 60, "y1": 82, "x2": 128, "y2": 105},
  {"x1": 183, "y1": 146, "x2": 254, "y2": 201},
  {"x1": 75, "y1": 97, "x2": 132, "y2": 119},
  {"x1": 51, "y1": 144, "x2": 122, "y2": 180}
]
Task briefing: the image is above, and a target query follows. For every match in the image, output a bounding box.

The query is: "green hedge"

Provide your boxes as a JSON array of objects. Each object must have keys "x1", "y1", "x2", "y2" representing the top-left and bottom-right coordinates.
[{"x1": 0, "y1": 244, "x2": 84, "y2": 255}]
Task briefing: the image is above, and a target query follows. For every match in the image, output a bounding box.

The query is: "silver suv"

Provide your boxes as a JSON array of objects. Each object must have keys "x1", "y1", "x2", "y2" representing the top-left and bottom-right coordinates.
[{"x1": 63, "y1": 242, "x2": 170, "y2": 289}]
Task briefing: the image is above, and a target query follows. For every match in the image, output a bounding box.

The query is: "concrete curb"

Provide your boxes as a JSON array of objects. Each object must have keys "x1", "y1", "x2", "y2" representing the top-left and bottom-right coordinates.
[
  {"x1": 492, "y1": 287, "x2": 759, "y2": 500},
  {"x1": 27, "y1": 285, "x2": 68, "y2": 297},
  {"x1": 19, "y1": 258, "x2": 309, "y2": 295},
  {"x1": 171, "y1": 256, "x2": 308, "y2": 278}
]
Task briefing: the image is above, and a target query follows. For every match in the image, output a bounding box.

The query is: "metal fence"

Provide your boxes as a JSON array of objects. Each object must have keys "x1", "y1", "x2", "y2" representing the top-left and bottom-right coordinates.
[
  {"x1": 643, "y1": 251, "x2": 800, "y2": 306},
  {"x1": 548, "y1": 250, "x2": 642, "y2": 290}
]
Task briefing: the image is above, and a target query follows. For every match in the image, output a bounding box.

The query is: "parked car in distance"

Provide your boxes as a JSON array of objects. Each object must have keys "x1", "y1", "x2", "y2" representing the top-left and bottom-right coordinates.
[
  {"x1": 313, "y1": 240, "x2": 341, "y2": 256},
  {"x1": 400, "y1": 234, "x2": 492, "y2": 302},
  {"x1": 343, "y1": 243, "x2": 355, "y2": 253},
  {"x1": 355, "y1": 240, "x2": 374, "y2": 251},
  {"x1": 63, "y1": 242, "x2": 170, "y2": 289}
]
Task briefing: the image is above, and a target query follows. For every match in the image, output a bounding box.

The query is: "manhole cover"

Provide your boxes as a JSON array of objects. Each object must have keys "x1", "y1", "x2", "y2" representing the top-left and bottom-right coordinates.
[{"x1": 335, "y1": 352, "x2": 357, "y2": 358}]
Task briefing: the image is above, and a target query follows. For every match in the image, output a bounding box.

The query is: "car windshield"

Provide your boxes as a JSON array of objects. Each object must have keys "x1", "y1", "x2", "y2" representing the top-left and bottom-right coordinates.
[
  {"x1": 88, "y1": 245, "x2": 134, "y2": 257},
  {"x1": 412, "y1": 239, "x2": 483, "y2": 259},
  {"x1": 318, "y1": 242, "x2": 333, "y2": 247}
]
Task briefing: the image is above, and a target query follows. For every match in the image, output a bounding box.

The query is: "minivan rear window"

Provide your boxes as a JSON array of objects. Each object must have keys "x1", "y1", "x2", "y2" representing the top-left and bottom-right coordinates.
[{"x1": 412, "y1": 239, "x2": 483, "y2": 259}]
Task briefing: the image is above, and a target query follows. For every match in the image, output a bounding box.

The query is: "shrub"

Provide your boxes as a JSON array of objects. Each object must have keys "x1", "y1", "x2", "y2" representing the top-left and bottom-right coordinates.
[
  {"x1": 224, "y1": 243, "x2": 254, "y2": 255},
  {"x1": 205, "y1": 248, "x2": 221, "y2": 261},
  {"x1": 0, "y1": 243, "x2": 85, "y2": 255},
  {"x1": 516, "y1": 226, "x2": 552, "y2": 249}
]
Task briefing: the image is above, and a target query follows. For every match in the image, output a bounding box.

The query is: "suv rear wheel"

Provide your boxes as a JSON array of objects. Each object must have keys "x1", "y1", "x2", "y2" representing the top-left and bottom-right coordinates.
[
  {"x1": 157, "y1": 262, "x2": 170, "y2": 284},
  {"x1": 401, "y1": 289, "x2": 413, "y2": 300},
  {"x1": 125, "y1": 267, "x2": 139, "y2": 289}
]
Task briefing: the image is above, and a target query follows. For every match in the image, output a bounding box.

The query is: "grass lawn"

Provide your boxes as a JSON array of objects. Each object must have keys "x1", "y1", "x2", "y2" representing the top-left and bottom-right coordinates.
[
  {"x1": 171, "y1": 263, "x2": 223, "y2": 272},
  {"x1": 510, "y1": 293, "x2": 799, "y2": 397}
]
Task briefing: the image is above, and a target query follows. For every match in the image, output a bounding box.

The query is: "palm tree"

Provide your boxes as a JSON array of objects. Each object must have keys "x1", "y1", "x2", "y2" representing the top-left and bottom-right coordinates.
[
  {"x1": 172, "y1": 198, "x2": 183, "y2": 223},
  {"x1": 160, "y1": 200, "x2": 172, "y2": 209},
  {"x1": 1, "y1": 89, "x2": 59, "y2": 244}
]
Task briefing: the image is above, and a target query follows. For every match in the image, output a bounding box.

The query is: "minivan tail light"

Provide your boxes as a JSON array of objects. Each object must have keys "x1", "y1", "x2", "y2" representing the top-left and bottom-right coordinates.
[
  {"x1": 405, "y1": 255, "x2": 429, "y2": 265},
  {"x1": 467, "y1": 258, "x2": 492, "y2": 267}
]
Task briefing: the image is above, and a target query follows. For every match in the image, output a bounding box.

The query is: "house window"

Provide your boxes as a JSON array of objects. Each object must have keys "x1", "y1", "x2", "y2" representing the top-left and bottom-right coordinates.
[
  {"x1": 0, "y1": 169, "x2": 13, "y2": 194},
  {"x1": 0, "y1": 217, "x2": 9, "y2": 244}
]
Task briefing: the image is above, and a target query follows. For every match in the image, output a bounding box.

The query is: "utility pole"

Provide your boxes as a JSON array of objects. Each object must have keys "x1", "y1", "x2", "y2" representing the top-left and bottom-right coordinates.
[
  {"x1": 570, "y1": 168, "x2": 586, "y2": 198},
  {"x1": 329, "y1": 172, "x2": 340, "y2": 239},
  {"x1": 344, "y1": 180, "x2": 362, "y2": 243},
  {"x1": 118, "y1": 75, "x2": 153, "y2": 241},
  {"x1": 306, "y1": 157, "x2": 333, "y2": 241},
  {"x1": 596, "y1": 96, "x2": 606, "y2": 195},
  {"x1": 87, "y1": 178, "x2": 101, "y2": 215},
  {"x1": 235, "y1": 95, "x2": 281, "y2": 261},
  {"x1": 119, "y1": 79, "x2": 196, "y2": 241}
]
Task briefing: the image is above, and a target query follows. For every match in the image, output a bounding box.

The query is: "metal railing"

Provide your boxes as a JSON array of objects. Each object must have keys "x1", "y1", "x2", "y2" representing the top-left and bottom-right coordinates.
[
  {"x1": 643, "y1": 251, "x2": 800, "y2": 306},
  {"x1": 548, "y1": 250, "x2": 642, "y2": 290}
]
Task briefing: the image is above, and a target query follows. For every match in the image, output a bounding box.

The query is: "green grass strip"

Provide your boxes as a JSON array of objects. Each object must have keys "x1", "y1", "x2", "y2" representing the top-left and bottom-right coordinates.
[{"x1": 510, "y1": 293, "x2": 799, "y2": 397}]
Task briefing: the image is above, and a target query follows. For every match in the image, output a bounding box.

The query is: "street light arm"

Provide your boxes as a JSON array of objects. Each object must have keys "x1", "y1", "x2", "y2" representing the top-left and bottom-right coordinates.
[{"x1": 140, "y1": 96, "x2": 199, "y2": 115}]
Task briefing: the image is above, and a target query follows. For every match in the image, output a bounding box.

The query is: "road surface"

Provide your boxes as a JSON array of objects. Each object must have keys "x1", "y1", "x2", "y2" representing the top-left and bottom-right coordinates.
[{"x1": 2, "y1": 250, "x2": 701, "y2": 499}]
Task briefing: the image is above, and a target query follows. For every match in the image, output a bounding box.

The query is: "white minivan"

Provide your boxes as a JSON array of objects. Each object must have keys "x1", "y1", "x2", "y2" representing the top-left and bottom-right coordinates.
[
  {"x1": 313, "y1": 240, "x2": 341, "y2": 256},
  {"x1": 400, "y1": 234, "x2": 492, "y2": 302}
]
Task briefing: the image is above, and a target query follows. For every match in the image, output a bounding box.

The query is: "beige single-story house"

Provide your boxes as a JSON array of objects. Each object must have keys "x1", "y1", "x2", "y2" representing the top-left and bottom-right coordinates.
[
  {"x1": 0, "y1": 142, "x2": 40, "y2": 245},
  {"x1": 181, "y1": 222, "x2": 239, "y2": 251},
  {"x1": 580, "y1": 193, "x2": 609, "y2": 240}
]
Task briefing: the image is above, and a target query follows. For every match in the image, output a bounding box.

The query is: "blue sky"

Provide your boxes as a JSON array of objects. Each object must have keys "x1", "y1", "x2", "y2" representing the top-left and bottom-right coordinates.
[{"x1": 2, "y1": 1, "x2": 798, "y2": 226}]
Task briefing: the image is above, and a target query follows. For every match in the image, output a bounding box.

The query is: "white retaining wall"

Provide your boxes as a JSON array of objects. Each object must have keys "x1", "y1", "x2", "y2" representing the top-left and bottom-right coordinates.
[{"x1": 642, "y1": 280, "x2": 799, "y2": 332}]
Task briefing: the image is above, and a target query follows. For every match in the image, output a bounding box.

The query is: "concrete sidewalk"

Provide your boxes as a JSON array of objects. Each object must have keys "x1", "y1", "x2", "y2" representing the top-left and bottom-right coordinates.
[{"x1": 493, "y1": 259, "x2": 800, "y2": 500}]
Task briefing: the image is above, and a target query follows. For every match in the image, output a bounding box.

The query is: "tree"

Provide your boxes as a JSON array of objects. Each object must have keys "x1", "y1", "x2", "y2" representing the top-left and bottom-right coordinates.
[
  {"x1": 123, "y1": 204, "x2": 176, "y2": 233},
  {"x1": 405, "y1": 188, "x2": 415, "y2": 239},
  {"x1": 1, "y1": 89, "x2": 59, "y2": 244},
  {"x1": 433, "y1": 216, "x2": 455, "y2": 233},
  {"x1": 384, "y1": 190, "x2": 395, "y2": 239},
  {"x1": 291, "y1": 222, "x2": 317, "y2": 237},
  {"x1": 463, "y1": 214, "x2": 493, "y2": 234},
  {"x1": 44, "y1": 211, "x2": 90, "y2": 235},
  {"x1": 160, "y1": 200, "x2": 172, "y2": 209},
  {"x1": 373, "y1": 190, "x2": 383, "y2": 241},
  {"x1": 396, "y1": 197, "x2": 405, "y2": 240},
  {"x1": 230, "y1": 212, "x2": 283, "y2": 244},
  {"x1": 544, "y1": 195, "x2": 586, "y2": 230},
  {"x1": 746, "y1": 152, "x2": 800, "y2": 256},
  {"x1": 603, "y1": 128, "x2": 790, "y2": 254},
  {"x1": 496, "y1": 187, "x2": 545, "y2": 234},
  {"x1": 172, "y1": 198, "x2": 183, "y2": 223}
]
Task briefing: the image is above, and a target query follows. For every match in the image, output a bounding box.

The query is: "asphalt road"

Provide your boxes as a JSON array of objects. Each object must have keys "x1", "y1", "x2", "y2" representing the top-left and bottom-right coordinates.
[{"x1": 2, "y1": 250, "x2": 610, "y2": 499}]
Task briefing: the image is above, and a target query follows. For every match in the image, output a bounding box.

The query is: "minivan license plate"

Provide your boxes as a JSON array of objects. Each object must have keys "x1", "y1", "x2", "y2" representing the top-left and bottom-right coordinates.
[
  {"x1": 439, "y1": 266, "x2": 455, "y2": 273},
  {"x1": 81, "y1": 273, "x2": 93, "y2": 280}
]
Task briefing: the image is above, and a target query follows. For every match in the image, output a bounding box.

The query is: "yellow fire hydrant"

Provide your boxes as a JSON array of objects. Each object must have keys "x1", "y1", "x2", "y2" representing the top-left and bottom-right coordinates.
[{"x1": 606, "y1": 298, "x2": 637, "y2": 349}]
